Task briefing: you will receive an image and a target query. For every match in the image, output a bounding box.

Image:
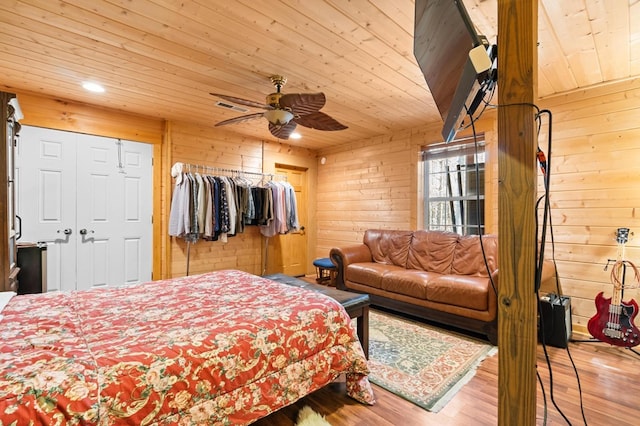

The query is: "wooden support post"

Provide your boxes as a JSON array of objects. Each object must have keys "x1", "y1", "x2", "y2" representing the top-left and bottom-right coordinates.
[{"x1": 497, "y1": 0, "x2": 538, "y2": 425}]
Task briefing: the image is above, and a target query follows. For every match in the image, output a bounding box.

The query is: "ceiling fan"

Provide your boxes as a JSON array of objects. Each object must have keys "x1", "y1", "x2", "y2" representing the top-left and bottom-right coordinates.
[{"x1": 211, "y1": 75, "x2": 347, "y2": 140}]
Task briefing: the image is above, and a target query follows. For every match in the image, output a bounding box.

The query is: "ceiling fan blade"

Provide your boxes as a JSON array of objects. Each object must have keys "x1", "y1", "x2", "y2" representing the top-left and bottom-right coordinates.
[
  {"x1": 279, "y1": 93, "x2": 326, "y2": 115},
  {"x1": 294, "y1": 111, "x2": 347, "y2": 131},
  {"x1": 211, "y1": 93, "x2": 271, "y2": 110},
  {"x1": 268, "y1": 121, "x2": 297, "y2": 139},
  {"x1": 215, "y1": 112, "x2": 264, "y2": 127}
]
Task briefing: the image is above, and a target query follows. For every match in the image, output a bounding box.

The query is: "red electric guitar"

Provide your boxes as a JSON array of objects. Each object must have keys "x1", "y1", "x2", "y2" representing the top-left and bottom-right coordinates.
[{"x1": 588, "y1": 227, "x2": 640, "y2": 347}]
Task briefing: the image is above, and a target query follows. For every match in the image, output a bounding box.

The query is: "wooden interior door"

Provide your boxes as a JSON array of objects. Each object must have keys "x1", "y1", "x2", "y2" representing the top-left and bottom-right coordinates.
[{"x1": 266, "y1": 165, "x2": 307, "y2": 276}]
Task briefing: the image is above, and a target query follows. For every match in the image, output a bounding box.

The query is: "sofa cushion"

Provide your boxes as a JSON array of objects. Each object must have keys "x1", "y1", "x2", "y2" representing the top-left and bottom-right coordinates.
[
  {"x1": 363, "y1": 229, "x2": 413, "y2": 267},
  {"x1": 451, "y1": 234, "x2": 498, "y2": 276},
  {"x1": 346, "y1": 262, "x2": 406, "y2": 289},
  {"x1": 380, "y1": 270, "x2": 441, "y2": 300},
  {"x1": 427, "y1": 275, "x2": 491, "y2": 311},
  {"x1": 406, "y1": 230, "x2": 459, "y2": 274}
]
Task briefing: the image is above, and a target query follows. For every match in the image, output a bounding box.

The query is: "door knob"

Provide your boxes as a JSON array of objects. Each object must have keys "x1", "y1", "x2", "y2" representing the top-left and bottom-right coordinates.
[
  {"x1": 57, "y1": 228, "x2": 72, "y2": 235},
  {"x1": 79, "y1": 229, "x2": 94, "y2": 235}
]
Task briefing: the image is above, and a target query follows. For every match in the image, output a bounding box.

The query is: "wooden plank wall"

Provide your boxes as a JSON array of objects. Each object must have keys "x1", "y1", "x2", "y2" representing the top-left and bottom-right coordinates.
[
  {"x1": 316, "y1": 78, "x2": 640, "y2": 337},
  {"x1": 538, "y1": 78, "x2": 640, "y2": 336},
  {"x1": 315, "y1": 115, "x2": 499, "y2": 260},
  {"x1": 15, "y1": 91, "x2": 164, "y2": 144},
  {"x1": 315, "y1": 129, "x2": 416, "y2": 257}
]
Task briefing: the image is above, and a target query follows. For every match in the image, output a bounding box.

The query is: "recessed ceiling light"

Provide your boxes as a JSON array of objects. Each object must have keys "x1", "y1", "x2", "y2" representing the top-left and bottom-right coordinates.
[
  {"x1": 290, "y1": 132, "x2": 301, "y2": 139},
  {"x1": 82, "y1": 82, "x2": 105, "y2": 93}
]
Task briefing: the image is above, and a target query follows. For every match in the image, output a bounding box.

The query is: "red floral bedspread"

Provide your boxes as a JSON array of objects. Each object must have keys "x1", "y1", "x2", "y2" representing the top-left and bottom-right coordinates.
[{"x1": 0, "y1": 270, "x2": 374, "y2": 425}]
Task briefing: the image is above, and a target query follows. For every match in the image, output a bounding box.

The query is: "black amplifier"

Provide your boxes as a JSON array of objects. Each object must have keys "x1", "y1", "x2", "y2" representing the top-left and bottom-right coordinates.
[{"x1": 538, "y1": 294, "x2": 572, "y2": 348}]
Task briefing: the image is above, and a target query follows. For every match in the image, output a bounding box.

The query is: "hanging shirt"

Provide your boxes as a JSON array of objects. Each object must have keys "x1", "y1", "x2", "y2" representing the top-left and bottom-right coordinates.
[
  {"x1": 203, "y1": 176, "x2": 214, "y2": 239},
  {"x1": 195, "y1": 173, "x2": 206, "y2": 236},
  {"x1": 259, "y1": 184, "x2": 276, "y2": 237},
  {"x1": 168, "y1": 173, "x2": 190, "y2": 237},
  {"x1": 284, "y1": 181, "x2": 300, "y2": 232}
]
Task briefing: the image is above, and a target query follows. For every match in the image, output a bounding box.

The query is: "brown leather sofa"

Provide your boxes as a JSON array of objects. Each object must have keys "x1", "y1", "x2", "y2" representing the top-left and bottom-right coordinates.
[{"x1": 330, "y1": 229, "x2": 556, "y2": 345}]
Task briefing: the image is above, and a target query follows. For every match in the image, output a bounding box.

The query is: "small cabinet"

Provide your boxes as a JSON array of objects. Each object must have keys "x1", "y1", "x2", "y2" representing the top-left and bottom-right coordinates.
[{"x1": 1, "y1": 91, "x2": 21, "y2": 292}]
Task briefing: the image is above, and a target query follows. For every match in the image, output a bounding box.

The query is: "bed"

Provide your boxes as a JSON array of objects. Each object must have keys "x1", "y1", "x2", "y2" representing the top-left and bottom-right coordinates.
[{"x1": 0, "y1": 270, "x2": 374, "y2": 425}]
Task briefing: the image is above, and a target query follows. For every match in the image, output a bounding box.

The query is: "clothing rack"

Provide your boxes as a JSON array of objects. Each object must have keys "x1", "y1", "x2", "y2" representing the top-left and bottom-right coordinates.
[
  {"x1": 180, "y1": 163, "x2": 287, "y2": 182},
  {"x1": 172, "y1": 162, "x2": 291, "y2": 276}
]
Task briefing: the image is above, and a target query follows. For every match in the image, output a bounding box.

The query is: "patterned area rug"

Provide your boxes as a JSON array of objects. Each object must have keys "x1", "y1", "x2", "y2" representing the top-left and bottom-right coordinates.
[{"x1": 366, "y1": 310, "x2": 497, "y2": 413}]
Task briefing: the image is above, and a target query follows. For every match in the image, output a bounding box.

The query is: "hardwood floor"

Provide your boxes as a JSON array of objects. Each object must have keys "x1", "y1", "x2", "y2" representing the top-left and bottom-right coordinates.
[{"x1": 254, "y1": 328, "x2": 640, "y2": 425}]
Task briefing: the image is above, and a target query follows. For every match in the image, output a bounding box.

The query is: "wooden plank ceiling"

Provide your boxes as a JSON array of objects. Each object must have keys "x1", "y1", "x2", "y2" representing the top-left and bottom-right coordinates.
[{"x1": 0, "y1": 0, "x2": 638, "y2": 150}]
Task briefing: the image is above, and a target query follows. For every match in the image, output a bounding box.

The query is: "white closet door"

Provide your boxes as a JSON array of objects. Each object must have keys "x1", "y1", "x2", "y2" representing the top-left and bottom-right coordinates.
[
  {"x1": 75, "y1": 135, "x2": 152, "y2": 289},
  {"x1": 16, "y1": 126, "x2": 153, "y2": 292},
  {"x1": 120, "y1": 140, "x2": 152, "y2": 285},
  {"x1": 16, "y1": 127, "x2": 77, "y2": 292}
]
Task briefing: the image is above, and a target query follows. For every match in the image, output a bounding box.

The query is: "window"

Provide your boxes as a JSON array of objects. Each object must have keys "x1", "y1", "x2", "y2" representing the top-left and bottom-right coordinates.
[{"x1": 422, "y1": 136, "x2": 485, "y2": 235}]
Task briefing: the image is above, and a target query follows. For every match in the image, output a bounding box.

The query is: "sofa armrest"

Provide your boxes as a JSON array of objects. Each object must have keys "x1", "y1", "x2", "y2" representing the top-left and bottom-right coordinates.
[
  {"x1": 490, "y1": 269, "x2": 499, "y2": 290},
  {"x1": 330, "y1": 245, "x2": 373, "y2": 290}
]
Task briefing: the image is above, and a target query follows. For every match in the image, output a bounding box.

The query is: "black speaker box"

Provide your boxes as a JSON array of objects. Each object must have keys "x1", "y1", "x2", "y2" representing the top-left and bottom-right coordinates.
[
  {"x1": 16, "y1": 243, "x2": 47, "y2": 295},
  {"x1": 538, "y1": 294, "x2": 572, "y2": 348}
]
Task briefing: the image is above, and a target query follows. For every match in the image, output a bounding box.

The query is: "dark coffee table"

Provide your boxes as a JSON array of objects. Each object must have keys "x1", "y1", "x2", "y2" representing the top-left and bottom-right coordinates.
[{"x1": 264, "y1": 273, "x2": 370, "y2": 358}]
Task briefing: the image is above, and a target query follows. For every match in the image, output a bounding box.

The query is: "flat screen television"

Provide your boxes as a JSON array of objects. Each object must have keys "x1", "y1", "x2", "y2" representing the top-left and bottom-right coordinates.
[{"x1": 414, "y1": 0, "x2": 496, "y2": 142}]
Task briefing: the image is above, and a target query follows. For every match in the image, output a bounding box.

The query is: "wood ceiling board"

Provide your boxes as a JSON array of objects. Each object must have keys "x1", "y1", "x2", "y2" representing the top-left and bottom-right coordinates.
[{"x1": 0, "y1": 0, "x2": 637, "y2": 149}]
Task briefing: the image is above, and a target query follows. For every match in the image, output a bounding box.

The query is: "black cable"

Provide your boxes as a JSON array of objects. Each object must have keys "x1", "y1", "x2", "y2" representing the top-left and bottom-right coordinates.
[
  {"x1": 460, "y1": 78, "x2": 497, "y2": 132},
  {"x1": 565, "y1": 337, "x2": 589, "y2": 425},
  {"x1": 537, "y1": 362, "x2": 549, "y2": 425},
  {"x1": 532, "y1": 109, "x2": 569, "y2": 425},
  {"x1": 535, "y1": 109, "x2": 552, "y2": 292},
  {"x1": 465, "y1": 104, "x2": 497, "y2": 297},
  {"x1": 465, "y1": 97, "x2": 542, "y2": 297},
  {"x1": 534, "y1": 109, "x2": 571, "y2": 424},
  {"x1": 534, "y1": 110, "x2": 588, "y2": 426}
]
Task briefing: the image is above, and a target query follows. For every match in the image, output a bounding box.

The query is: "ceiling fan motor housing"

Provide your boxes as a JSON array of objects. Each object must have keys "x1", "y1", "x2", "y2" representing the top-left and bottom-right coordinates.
[
  {"x1": 266, "y1": 92, "x2": 283, "y2": 108},
  {"x1": 265, "y1": 90, "x2": 294, "y2": 125}
]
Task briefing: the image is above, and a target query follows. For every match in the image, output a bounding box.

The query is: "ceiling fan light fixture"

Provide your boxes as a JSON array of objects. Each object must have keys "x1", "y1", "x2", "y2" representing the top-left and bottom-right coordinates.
[{"x1": 263, "y1": 109, "x2": 294, "y2": 125}]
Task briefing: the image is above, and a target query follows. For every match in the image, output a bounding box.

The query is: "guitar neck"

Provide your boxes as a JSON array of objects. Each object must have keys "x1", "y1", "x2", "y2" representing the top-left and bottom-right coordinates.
[
  {"x1": 611, "y1": 227, "x2": 630, "y2": 297},
  {"x1": 612, "y1": 261, "x2": 624, "y2": 305}
]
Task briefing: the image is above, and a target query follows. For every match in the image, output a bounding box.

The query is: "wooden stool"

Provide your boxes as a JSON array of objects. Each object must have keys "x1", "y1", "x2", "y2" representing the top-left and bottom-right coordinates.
[{"x1": 313, "y1": 257, "x2": 336, "y2": 285}]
